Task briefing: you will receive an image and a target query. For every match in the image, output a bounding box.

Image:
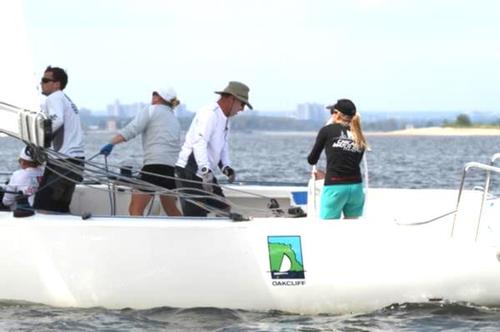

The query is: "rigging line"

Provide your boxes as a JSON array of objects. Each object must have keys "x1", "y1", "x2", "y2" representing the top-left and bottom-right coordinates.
[
  {"x1": 43, "y1": 162, "x2": 239, "y2": 218},
  {"x1": 43, "y1": 161, "x2": 275, "y2": 218},
  {"x1": 103, "y1": 155, "x2": 116, "y2": 216},
  {"x1": 5, "y1": 148, "x2": 277, "y2": 218},
  {"x1": 44, "y1": 153, "x2": 120, "y2": 180},
  {"x1": 395, "y1": 210, "x2": 457, "y2": 226},
  {"x1": 82, "y1": 179, "x2": 235, "y2": 210},
  {"x1": 44, "y1": 152, "x2": 274, "y2": 217},
  {"x1": 66, "y1": 161, "x2": 171, "y2": 194},
  {"x1": 81, "y1": 155, "x2": 285, "y2": 202},
  {"x1": 72, "y1": 157, "x2": 275, "y2": 212},
  {"x1": 0, "y1": 187, "x2": 32, "y2": 196},
  {"x1": 34, "y1": 163, "x2": 85, "y2": 194},
  {"x1": 0, "y1": 142, "x2": 292, "y2": 200},
  {"x1": 171, "y1": 187, "x2": 282, "y2": 216},
  {"x1": 215, "y1": 184, "x2": 284, "y2": 200},
  {"x1": 82, "y1": 156, "x2": 290, "y2": 215},
  {"x1": 44, "y1": 160, "x2": 149, "y2": 192},
  {"x1": 64, "y1": 165, "x2": 283, "y2": 216},
  {"x1": 71, "y1": 160, "x2": 280, "y2": 216},
  {"x1": 145, "y1": 195, "x2": 155, "y2": 216},
  {"x1": 40, "y1": 151, "x2": 275, "y2": 217},
  {"x1": 36, "y1": 162, "x2": 134, "y2": 199},
  {"x1": 0, "y1": 100, "x2": 37, "y2": 111}
]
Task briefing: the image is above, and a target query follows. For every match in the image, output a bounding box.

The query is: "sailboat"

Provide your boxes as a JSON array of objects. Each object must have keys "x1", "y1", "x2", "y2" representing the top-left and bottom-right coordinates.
[{"x1": 2, "y1": 2, "x2": 500, "y2": 315}]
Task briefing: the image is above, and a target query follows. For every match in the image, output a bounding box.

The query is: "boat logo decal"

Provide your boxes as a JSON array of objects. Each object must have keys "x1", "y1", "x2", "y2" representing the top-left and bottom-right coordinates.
[{"x1": 268, "y1": 236, "x2": 305, "y2": 285}]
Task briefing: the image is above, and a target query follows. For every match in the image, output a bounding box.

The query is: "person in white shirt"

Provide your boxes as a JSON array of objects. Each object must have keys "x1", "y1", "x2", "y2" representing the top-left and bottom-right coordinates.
[
  {"x1": 99, "y1": 88, "x2": 182, "y2": 216},
  {"x1": 175, "y1": 81, "x2": 252, "y2": 217},
  {"x1": 33, "y1": 66, "x2": 85, "y2": 213},
  {"x1": 2, "y1": 146, "x2": 44, "y2": 210}
]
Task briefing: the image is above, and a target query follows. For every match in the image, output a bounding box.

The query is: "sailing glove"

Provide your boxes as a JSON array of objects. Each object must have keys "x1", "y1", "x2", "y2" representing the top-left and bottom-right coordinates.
[
  {"x1": 100, "y1": 143, "x2": 114, "y2": 156},
  {"x1": 200, "y1": 168, "x2": 215, "y2": 193},
  {"x1": 222, "y1": 166, "x2": 235, "y2": 183}
]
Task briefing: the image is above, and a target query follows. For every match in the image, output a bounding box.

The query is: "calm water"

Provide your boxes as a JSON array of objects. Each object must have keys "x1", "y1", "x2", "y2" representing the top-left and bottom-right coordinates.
[
  {"x1": 1, "y1": 131, "x2": 500, "y2": 331},
  {"x1": 2, "y1": 131, "x2": 499, "y2": 191}
]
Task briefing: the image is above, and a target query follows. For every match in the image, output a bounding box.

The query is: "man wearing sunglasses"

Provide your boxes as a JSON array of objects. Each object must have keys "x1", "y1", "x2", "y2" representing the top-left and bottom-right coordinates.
[
  {"x1": 175, "y1": 81, "x2": 252, "y2": 217},
  {"x1": 33, "y1": 66, "x2": 85, "y2": 213}
]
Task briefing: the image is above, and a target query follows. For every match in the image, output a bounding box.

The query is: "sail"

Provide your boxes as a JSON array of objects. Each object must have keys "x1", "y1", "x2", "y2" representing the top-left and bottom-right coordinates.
[
  {"x1": 0, "y1": 2, "x2": 40, "y2": 111},
  {"x1": 0, "y1": 2, "x2": 50, "y2": 147}
]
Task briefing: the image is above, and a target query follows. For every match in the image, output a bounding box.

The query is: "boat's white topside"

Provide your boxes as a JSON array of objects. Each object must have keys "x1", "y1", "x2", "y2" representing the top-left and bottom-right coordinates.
[
  {"x1": 1, "y1": 182, "x2": 500, "y2": 313},
  {"x1": 2, "y1": 1, "x2": 500, "y2": 315}
]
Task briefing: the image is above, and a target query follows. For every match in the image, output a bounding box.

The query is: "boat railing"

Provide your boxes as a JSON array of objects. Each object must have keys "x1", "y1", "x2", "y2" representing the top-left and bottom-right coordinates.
[
  {"x1": 491, "y1": 153, "x2": 500, "y2": 165},
  {"x1": 451, "y1": 161, "x2": 500, "y2": 241}
]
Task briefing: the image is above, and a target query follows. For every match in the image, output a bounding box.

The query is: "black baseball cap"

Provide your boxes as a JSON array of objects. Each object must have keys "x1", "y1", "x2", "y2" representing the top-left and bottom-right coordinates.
[{"x1": 326, "y1": 99, "x2": 356, "y2": 116}]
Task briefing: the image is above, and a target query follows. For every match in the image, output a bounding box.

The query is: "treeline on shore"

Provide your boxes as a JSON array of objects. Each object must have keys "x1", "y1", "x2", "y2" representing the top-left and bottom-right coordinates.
[
  {"x1": 81, "y1": 112, "x2": 500, "y2": 132},
  {"x1": 442, "y1": 113, "x2": 500, "y2": 129}
]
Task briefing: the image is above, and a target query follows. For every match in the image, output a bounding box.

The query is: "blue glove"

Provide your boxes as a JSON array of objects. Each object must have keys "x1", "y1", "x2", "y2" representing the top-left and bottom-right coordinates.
[{"x1": 100, "y1": 143, "x2": 114, "y2": 156}]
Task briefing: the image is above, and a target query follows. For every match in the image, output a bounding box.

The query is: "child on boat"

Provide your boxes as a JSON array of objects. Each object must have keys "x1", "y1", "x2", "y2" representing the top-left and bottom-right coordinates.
[{"x1": 2, "y1": 146, "x2": 44, "y2": 210}]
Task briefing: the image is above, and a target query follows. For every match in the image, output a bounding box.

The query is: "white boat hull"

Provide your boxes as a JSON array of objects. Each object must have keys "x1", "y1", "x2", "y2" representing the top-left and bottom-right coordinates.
[
  {"x1": 1, "y1": 195, "x2": 500, "y2": 314},
  {"x1": 2, "y1": 1, "x2": 500, "y2": 315}
]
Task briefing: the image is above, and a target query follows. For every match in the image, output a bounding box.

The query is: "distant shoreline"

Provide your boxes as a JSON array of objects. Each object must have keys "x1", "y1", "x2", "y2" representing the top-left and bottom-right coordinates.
[
  {"x1": 83, "y1": 127, "x2": 500, "y2": 137},
  {"x1": 367, "y1": 127, "x2": 500, "y2": 136}
]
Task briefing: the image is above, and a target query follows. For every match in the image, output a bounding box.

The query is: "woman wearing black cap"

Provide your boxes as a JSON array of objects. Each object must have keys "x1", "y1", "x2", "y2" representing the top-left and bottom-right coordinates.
[{"x1": 307, "y1": 99, "x2": 368, "y2": 219}]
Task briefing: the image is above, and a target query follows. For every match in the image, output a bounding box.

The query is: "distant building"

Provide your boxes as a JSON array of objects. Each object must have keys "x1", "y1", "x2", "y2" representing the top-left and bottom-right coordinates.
[
  {"x1": 295, "y1": 103, "x2": 328, "y2": 123},
  {"x1": 251, "y1": 110, "x2": 295, "y2": 117},
  {"x1": 106, "y1": 99, "x2": 147, "y2": 119}
]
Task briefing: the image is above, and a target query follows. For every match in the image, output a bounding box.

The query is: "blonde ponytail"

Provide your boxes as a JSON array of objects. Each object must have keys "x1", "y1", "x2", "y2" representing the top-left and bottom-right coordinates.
[
  {"x1": 167, "y1": 97, "x2": 180, "y2": 108},
  {"x1": 350, "y1": 113, "x2": 368, "y2": 150}
]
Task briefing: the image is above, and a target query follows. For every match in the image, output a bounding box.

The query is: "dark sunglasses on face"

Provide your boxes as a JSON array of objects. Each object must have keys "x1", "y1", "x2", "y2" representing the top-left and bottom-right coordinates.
[
  {"x1": 235, "y1": 99, "x2": 245, "y2": 108},
  {"x1": 41, "y1": 77, "x2": 56, "y2": 83}
]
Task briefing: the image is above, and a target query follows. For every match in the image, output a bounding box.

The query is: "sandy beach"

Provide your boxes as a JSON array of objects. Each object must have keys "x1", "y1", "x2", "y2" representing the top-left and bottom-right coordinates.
[{"x1": 367, "y1": 127, "x2": 500, "y2": 136}]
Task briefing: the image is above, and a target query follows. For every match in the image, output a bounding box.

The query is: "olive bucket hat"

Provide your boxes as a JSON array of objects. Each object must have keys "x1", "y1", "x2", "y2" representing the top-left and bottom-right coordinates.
[{"x1": 215, "y1": 81, "x2": 253, "y2": 109}]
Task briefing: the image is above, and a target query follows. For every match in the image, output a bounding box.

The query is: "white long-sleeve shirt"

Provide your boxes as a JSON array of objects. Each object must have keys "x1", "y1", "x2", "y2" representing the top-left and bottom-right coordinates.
[
  {"x1": 2, "y1": 167, "x2": 44, "y2": 209},
  {"x1": 119, "y1": 104, "x2": 181, "y2": 166},
  {"x1": 176, "y1": 103, "x2": 231, "y2": 176},
  {"x1": 42, "y1": 90, "x2": 85, "y2": 158}
]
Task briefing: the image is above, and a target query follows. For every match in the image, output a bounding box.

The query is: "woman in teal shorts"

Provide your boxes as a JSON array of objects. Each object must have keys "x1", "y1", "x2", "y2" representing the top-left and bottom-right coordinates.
[{"x1": 307, "y1": 99, "x2": 368, "y2": 219}]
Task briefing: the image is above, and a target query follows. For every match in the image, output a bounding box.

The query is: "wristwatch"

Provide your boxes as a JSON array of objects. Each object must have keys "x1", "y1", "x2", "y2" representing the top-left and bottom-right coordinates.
[{"x1": 200, "y1": 166, "x2": 210, "y2": 175}]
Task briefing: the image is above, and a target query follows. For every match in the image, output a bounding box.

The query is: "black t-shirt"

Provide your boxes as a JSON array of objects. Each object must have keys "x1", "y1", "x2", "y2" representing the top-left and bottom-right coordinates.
[{"x1": 307, "y1": 123, "x2": 365, "y2": 185}]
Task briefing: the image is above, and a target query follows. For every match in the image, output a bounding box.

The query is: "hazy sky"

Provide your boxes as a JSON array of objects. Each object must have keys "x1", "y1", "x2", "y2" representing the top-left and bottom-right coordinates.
[{"x1": 20, "y1": 0, "x2": 500, "y2": 112}]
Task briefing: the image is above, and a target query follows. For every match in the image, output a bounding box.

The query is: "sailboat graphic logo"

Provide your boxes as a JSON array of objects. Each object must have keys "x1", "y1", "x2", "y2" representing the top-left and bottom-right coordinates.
[{"x1": 268, "y1": 236, "x2": 305, "y2": 279}]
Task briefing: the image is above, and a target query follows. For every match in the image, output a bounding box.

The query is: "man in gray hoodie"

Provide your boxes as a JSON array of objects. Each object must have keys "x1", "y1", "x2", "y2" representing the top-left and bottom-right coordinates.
[{"x1": 100, "y1": 88, "x2": 182, "y2": 216}]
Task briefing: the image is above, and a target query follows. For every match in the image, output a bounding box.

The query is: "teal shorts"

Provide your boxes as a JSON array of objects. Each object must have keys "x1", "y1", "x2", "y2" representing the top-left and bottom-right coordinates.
[{"x1": 320, "y1": 183, "x2": 365, "y2": 219}]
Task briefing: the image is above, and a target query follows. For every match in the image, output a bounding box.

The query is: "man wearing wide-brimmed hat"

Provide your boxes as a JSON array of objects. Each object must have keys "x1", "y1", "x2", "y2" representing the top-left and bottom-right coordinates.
[{"x1": 175, "y1": 81, "x2": 252, "y2": 217}]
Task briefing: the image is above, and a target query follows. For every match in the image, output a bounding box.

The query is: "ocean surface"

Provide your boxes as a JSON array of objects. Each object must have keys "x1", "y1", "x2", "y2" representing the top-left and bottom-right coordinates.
[
  {"x1": 1, "y1": 131, "x2": 500, "y2": 331},
  {"x1": 2, "y1": 131, "x2": 500, "y2": 191}
]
